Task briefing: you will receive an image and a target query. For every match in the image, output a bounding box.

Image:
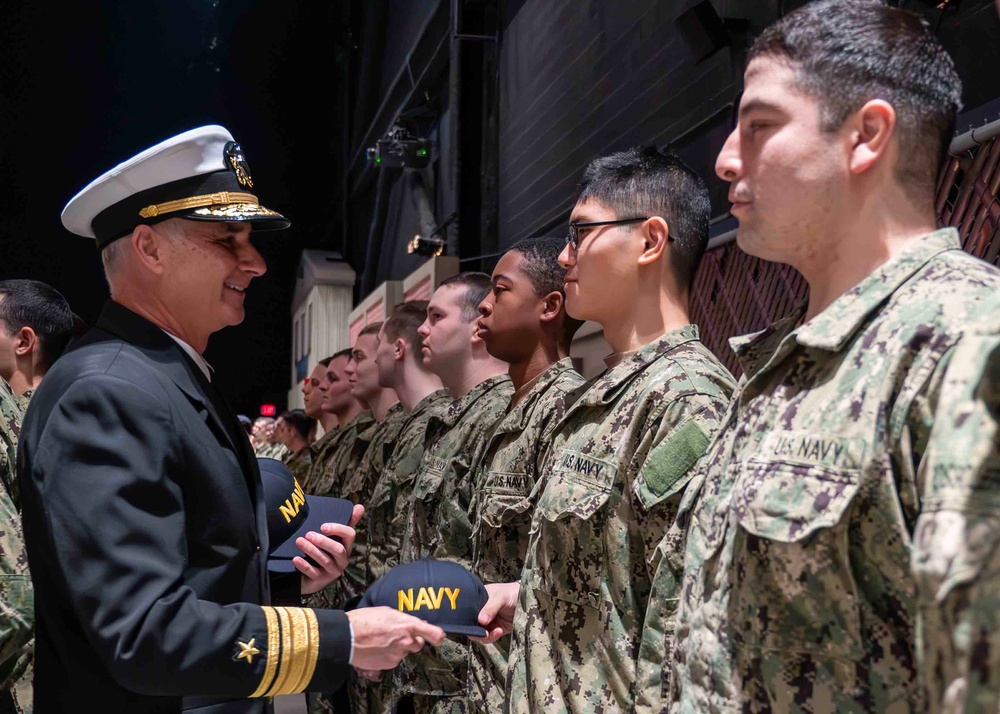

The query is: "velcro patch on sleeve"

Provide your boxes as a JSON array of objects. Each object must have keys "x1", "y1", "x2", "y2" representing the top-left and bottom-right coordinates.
[{"x1": 634, "y1": 418, "x2": 710, "y2": 509}]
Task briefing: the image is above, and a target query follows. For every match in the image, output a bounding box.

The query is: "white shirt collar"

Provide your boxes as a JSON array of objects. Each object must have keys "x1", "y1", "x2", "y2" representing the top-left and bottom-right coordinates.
[{"x1": 162, "y1": 330, "x2": 213, "y2": 382}]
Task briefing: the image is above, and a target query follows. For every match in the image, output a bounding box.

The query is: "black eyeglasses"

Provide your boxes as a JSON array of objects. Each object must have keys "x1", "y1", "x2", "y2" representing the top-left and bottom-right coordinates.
[{"x1": 567, "y1": 217, "x2": 650, "y2": 250}]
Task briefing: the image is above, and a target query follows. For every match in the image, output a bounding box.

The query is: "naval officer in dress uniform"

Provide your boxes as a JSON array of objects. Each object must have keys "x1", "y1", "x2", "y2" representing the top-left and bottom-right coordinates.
[{"x1": 17, "y1": 125, "x2": 444, "y2": 713}]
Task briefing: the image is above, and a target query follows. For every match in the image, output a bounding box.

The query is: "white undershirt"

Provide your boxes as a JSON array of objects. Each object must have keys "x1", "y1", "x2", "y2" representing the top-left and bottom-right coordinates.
[{"x1": 162, "y1": 330, "x2": 213, "y2": 382}]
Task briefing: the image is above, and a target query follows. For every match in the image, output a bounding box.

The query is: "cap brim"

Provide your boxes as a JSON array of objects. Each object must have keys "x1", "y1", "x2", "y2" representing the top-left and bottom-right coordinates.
[
  {"x1": 267, "y1": 495, "x2": 354, "y2": 572},
  {"x1": 184, "y1": 202, "x2": 290, "y2": 230},
  {"x1": 440, "y1": 623, "x2": 488, "y2": 638}
]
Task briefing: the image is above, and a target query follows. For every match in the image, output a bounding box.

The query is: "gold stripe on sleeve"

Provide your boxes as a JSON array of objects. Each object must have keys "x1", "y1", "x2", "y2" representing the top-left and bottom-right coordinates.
[
  {"x1": 262, "y1": 607, "x2": 323, "y2": 696},
  {"x1": 264, "y1": 607, "x2": 296, "y2": 697},
  {"x1": 279, "y1": 608, "x2": 308, "y2": 695},
  {"x1": 289, "y1": 608, "x2": 321, "y2": 693},
  {"x1": 249, "y1": 606, "x2": 281, "y2": 698}
]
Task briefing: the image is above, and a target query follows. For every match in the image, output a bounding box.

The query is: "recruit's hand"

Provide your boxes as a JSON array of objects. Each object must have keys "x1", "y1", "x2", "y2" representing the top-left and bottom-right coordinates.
[
  {"x1": 346, "y1": 607, "x2": 446, "y2": 670},
  {"x1": 297, "y1": 504, "x2": 364, "y2": 595},
  {"x1": 472, "y1": 581, "x2": 520, "y2": 644}
]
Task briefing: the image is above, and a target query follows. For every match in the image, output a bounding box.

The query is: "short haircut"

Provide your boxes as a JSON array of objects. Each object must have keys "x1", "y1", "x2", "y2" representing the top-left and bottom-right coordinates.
[
  {"x1": 383, "y1": 301, "x2": 429, "y2": 355},
  {"x1": 316, "y1": 356, "x2": 333, "y2": 368},
  {"x1": 577, "y1": 147, "x2": 710, "y2": 291},
  {"x1": 437, "y1": 272, "x2": 492, "y2": 321},
  {"x1": 509, "y1": 236, "x2": 584, "y2": 343},
  {"x1": 329, "y1": 348, "x2": 352, "y2": 363},
  {"x1": 508, "y1": 236, "x2": 569, "y2": 298},
  {"x1": 748, "y1": 0, "x2": 962, "y2": 199},
  {"x1": 278, "y1": 409, "x2": 314, "y2": 441},
  {"x1": 358, "y1": 321, "x2": 383, "y2": 338},
  {"x1": 0, "y1": 279, "x2": 76, "y2": 370}
]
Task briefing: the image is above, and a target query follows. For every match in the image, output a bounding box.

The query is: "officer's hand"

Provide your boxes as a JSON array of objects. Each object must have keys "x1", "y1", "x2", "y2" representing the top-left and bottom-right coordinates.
[
  {"x1": 346, "y1": 607, "x2": 446, "y2": 670},
  {"x1": 296, "y1": 504, "x2": 364, "y2": 595},
  {"x1": 472, "y1": 581, "x2": 520, "y2": 644},
  {"x1": 354, "y1": 667, "x2": 382, "y2": 682}
]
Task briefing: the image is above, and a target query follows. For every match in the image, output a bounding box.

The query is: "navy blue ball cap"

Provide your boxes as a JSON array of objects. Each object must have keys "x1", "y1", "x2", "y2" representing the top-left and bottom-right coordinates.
[
  {"x1": 357, "y1": 558, "x2": 488, "y2": 638},
  {"x1": 257, "y1": 457, "x2": 355, "y2": 573}
]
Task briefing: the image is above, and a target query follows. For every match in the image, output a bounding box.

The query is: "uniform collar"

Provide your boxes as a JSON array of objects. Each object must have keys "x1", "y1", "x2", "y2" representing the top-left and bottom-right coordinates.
[
  {"x1": 344, "y1": 409, "x2": 375, "y2": 431},
  {"x1": 438, "y1": 374, "x2": 512, "y2": 428},
  {"x1": 731, "y1": 228, "x2": 960, "y2": 375},
  {"x1": 162, "y1": 330, "x2": 213, "y2": 382},
  {"x1": 584, "y1": 324, "x2": 701, "y2": 406},
  {"x1": 410, "y1": 388, "x2": 451, "y2": 415},
  {"x1": 500, "y1": 358, "x2": 576, "y2": 432}
]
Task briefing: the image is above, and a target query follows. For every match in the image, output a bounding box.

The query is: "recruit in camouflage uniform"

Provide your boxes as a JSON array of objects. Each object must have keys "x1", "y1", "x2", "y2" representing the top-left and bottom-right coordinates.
[
  {"x1": 254, "y1": 440, "x2": 291, "y2": 462},
  {"x1": 299, "y1": 424, "x2": 342, "y2": 495},
  {"x1": 506, "y1": 325, "x2": 734, "y2": 714},
  {"x1": 306, "y1": 409, "x2": 375, "y2": 608},
  {"x1": 365, "y1": 388, "x2": 451, "y2": 713},
  {"x1": 467, "y1": 358, "x2": 583, "y2": 713},
  {"x1": 283, "y1": 444, "x2": 313, "y2": 487},
  {"x1": 366, "y1": 389, "x2": 451, "y2": 584},
  {"x1": 670, "y1": 229, "x2": 1000, "y2": 713},
  {"x1": 345, "y1": 402, "x2": 409, "y2": 714},
  {"x1": 394, "y1": 374, "x2": 513, "y2": 713},
  {"x1": 0, "y1": 378, "x2": 34, "y2": 714},
  {"x1": 310, "y1": 411, "x2": 375, "y2": 500}
]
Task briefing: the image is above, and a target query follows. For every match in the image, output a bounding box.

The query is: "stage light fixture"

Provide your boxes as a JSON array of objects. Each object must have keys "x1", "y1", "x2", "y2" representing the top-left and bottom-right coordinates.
[
  {"x1": 366, "y1": 124, "x2": 431, "y2": 169},
  {"x1": 407, "y1": 233, "x2": 446, "y2": 257}
]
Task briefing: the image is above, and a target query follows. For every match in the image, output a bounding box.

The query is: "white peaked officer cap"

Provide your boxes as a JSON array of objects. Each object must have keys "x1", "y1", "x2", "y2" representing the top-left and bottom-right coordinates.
[{"x1": 61, "y1": 125, "x2": 290, "y2": 249}]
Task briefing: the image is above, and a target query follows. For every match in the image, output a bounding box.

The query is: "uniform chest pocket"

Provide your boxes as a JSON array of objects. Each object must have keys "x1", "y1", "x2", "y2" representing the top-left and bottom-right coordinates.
[
  {"x1": 479, "y1": 471, "x2": 533, "y2": 529},
  {"x1": 730, "y1": 460, "x2": 864, "y2": 660},
  {"x1": 413, "y1": 458, "x2": 446, "y2": 502},
  {"x1": 530, "y1": 458, "x2": 614, "y2": 610}
]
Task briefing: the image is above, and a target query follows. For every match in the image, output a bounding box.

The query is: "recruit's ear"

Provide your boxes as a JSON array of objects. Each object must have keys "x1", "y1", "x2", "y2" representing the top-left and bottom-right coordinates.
[
  {"x1": 13, "y1": 326, "x2": 38, "y2": 357},
  {"x1": 539, "y1": 291, "x2": 564, "y2": 323},
  {"x1": 849, "y1": 99, "x2": 896, "y2": 177},
  {"x1": 637, "y1": 216, "x2": 670, "y2": 267}
]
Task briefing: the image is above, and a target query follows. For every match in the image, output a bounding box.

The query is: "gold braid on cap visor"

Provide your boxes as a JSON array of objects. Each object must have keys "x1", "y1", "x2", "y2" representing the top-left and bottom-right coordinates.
[{"x1": 137, "y1": 191, "x2": 280, "y2": 219}]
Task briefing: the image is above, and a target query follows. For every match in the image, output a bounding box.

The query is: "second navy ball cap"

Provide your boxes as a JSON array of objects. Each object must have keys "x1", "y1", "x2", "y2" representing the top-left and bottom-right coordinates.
[
  {"x1": 257, "y1": 457, "x2": 355, "y2": 573},
  {"x1": 61, "y1": 125, "x2": 290, "y2": 249},
  {"x1": 357, "y1": 558, "x2": 489, "y2": 638}
]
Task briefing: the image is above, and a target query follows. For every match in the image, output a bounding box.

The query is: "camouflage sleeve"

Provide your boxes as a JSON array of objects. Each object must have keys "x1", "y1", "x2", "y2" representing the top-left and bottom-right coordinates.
[
  {"x1": 0, "y1": 488, "x2": 32, "y2": 689},
  {"x1": 912, "y1": 334, "x2": 1000, "y2": 713},
  {"x1": 632, "y1": 392, "x2": 730, "y2": 714}
]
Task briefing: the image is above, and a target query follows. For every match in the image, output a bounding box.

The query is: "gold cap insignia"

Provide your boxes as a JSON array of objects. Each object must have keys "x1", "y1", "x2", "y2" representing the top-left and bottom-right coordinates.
[
  {"x1": 236, "y1": 638, "x2": 261, "y2": 665},
  {"x1": 224, "y1": 141, "x2": 254, "y2": 189}
]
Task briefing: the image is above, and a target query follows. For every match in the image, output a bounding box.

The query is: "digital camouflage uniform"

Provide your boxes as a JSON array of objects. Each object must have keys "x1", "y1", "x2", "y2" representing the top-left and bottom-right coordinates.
[
  {"x1": 284, "y1": 445, "x2": 313, "y2": 488},
  {"x1": 345, "y1": 402, "x2": 408, "y2": 714},
  {"x1": 467, "y1": 359, "x2": 584, "y2": 713},
  {"x1": 507, "y1": 325, "x2": 734, "y2": 714},
  {"x1": 307, "y1": 410, "x2": 375, "y2": 608},
  {"x1": 0, "y1": 378, "x2": 34, "y2": 714},
  {"x1": 311, "y1": 412, "x2": 375, "y2": 501},
  {"x1": 395, "y1": 374, "x2": 513, "y2": 714},
  {"x1": 366, "y1": 389, "x2": 451, "y2": 714},
  {"x1": 299, "y1": 424, "x2": 343, "y2": 495},
  {"x1": 671, "y1": 229, "x2": 1000, "y2": 714},
  {"x1": 350, "y1": 403, "x2": 408, "y2": 590},
  {"x1": 254, "y1": 441, "x2": 292, "y2": 462}
]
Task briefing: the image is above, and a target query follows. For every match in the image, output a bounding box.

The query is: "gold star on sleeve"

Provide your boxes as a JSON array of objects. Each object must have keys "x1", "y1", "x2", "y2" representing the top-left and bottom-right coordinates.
[{"x1": 236, "y1": 638, "x2": 260, "y2": 664}]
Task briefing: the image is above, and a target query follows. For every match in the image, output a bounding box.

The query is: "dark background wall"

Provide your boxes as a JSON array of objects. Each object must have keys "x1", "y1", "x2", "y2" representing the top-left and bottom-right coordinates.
[{"x1": 2, "y1": 0, "x2": 999, "y2": 413}]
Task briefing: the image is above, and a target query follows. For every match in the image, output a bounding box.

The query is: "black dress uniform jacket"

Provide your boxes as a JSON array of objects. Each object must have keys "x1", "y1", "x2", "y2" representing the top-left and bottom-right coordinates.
[{"x1": 18, "y1": 302, "x2": 352, "y2": 713}]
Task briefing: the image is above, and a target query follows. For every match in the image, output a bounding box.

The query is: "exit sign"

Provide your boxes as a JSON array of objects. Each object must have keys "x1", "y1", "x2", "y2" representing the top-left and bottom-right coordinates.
[{"x1": 260, "y1": 404, "x2": 277, "y2": 417}]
